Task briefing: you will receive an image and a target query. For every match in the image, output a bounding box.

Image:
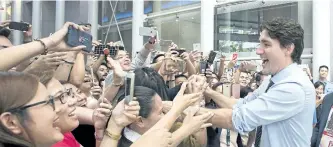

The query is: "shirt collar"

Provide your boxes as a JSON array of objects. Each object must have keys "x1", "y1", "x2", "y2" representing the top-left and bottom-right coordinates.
[
  {"x1": 271, "y1": 63, "x2": 297, "y2": 84},
  {"x1": 123, "y1": 127, "x2": 141, "y2": 143}
]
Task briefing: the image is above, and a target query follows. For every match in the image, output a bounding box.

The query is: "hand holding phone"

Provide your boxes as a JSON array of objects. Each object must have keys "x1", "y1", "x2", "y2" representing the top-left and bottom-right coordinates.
[{"x1": 66, "y1": 26, "x2": 93, "y2": 53}]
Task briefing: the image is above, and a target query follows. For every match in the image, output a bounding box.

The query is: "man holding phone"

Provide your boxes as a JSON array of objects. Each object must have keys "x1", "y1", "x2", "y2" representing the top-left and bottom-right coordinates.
[{"x1": 198, "y1": 18, "x2": 315, "y2": 147}]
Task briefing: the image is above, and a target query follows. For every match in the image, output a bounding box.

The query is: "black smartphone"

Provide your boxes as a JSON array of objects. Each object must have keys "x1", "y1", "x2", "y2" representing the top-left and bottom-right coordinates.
[
  {"x1": 66, "y1": 26, "x2": 93, "y2": 53},
  {"x1": 9, "y1": 22, "x2": 29, "y2": 31},
  {"x1": 124, "y1": 71, "x2": 135, "y2": 105},
  {"x1": 207, "y1": 51, "x2": 217, "y2": 64},
  {"x1": 94, "y1": 44, "x2": 118, "y2": 57}
]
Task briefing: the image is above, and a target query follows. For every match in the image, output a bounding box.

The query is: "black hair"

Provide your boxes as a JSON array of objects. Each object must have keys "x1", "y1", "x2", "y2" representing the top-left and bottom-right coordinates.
[
  {"x1": 240, "y1": 86, "x2": 253, "y2": 98},
  {"x1": 175, "y1": 74, "x2": 188, "y2": 80},
  {"x1": 260, "y1": 17, "x2": 304, "y2": 64},
  {"x1": 113, "y1": 67, "x2": 170, "y2": 103},
  {"x1": 133, "y1": 86, "x2": 157, "y2": 118},
  {"x1": 152, "y1": 54, "x2": 165, "y2": 64},
  {"x1": 314, "y1": 81, "x2": 325, "y2": 90},
  {"x1": 319, "y1": 65, "x2": 329, "y2": 72},
  {"x1": 0, "y1": 26, "x2": 11, "y2": 38}
]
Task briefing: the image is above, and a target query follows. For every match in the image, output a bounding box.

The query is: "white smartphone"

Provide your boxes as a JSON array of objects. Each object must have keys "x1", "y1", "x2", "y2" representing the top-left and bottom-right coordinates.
[
  {"x1": 124, "y1": 71, "x2": 135, "y2": 105},
  {"x1": 223, "y1": 83, "x2": 232, "y2": 97},
  {"x1": 139, "y1": 27, "x2": 157, "y2": 37}
]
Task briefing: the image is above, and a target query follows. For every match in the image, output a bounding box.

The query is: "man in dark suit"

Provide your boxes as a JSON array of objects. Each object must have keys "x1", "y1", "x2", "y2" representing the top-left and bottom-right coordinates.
[{"x1": 311, "y1": 92, "x2": 333, "y2": 147}]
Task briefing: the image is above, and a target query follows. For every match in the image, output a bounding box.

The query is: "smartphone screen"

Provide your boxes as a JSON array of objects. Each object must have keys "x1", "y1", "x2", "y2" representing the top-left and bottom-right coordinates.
[
  {"x1": 223, "y1": 83, "x2": 232, "y2": 97},
  {"x1": 124, "y1": 71, "x2": 135, "y2": 105},
  {"x1": 199, "y1": 61, "x2": 207, "y2": 74},
  {"x1": 9, "y1": 22, "x2": 29, "y2": 31}
]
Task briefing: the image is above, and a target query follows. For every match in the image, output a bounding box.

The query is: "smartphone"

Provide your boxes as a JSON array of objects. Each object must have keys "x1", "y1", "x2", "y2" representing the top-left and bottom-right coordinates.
[
  {"x1": 66, "y1": 26, "x2": 93, "y2": 53},
  {"x1": 207, "y1": 51, "x2": 217, "y2": 64},
  {"x1": 171, "y1": 49, "x2": 186, "y2": 57},
  {"x1": 232, "y1": 53, "x2": 238, "y2": 61},
  {"x1": 94, "y1": 44, "x2": 118, "y2": 57},
  {"x1": 124, "y1": 71, "x2": 135, "y2": 105},
  {"x1": 160, "y1": 40, "x2": 172, "y2": 47},
  {"x1": 232, "y1": 84, "x2": 240, "y2": 98},
  {"x1": 199, "y1": 61, "x2": 207, "y2": 74},
  {"x1": 139, "y1": 27, "x2": 157, "y2": 37},
  {"x1": 9, "y1": 22, "x2": 29, "y2": 31},
  {"x1": 223, "y1": 83, "x2": 232, "y2": 97}
]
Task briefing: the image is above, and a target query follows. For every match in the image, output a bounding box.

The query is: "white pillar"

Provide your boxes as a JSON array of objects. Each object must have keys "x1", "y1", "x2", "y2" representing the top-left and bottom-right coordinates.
[
  {"x1": 12, "y1": 0, "x2": 22, "y2": 45},
  {"x1": 153, "y1": 1, "x2": 162, "y2": 51},
  {"x1": 0, "y1": 0, "x2": 7, "y2": 22},
  {"x1": 32, "y1": 0, "x2": 41, "y2": 39},
  {"x1": 132, "y1": 0, "x2": 144, "y2": 57},
  {"x1": 55, "y1": 0, "x2": 65, "y2": 31},
  {"x1": 88, "y1": 0, "x2": 98, "y2": 40},
  {"x1": 313, "y1": 0, "x2": 331, "y2": 81},
  {"x1": 201, "y1": 0, "x2": 215, "y2": 56}
]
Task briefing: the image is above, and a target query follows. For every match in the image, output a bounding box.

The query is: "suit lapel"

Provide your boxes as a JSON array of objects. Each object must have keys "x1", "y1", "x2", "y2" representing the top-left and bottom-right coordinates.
[{"x1": 318, "y1": 94, "x2": 333, "y2": 140}]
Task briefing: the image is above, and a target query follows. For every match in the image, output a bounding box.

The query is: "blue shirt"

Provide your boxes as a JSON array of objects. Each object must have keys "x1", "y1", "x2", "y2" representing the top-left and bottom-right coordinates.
[{"x1": 232, "y1": 63, "x2": 316, "y2": 147}]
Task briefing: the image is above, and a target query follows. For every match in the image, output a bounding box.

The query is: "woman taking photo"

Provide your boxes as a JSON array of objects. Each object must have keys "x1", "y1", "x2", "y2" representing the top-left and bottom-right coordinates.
[{"x1": 0, "y1": 72, "x2": 63, "y2": 147}]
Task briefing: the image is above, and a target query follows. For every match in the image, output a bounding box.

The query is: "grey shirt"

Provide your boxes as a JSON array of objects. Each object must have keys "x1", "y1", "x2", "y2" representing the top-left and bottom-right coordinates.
[{"x1": 232, "y1": 63, "x2": 316, "y2": 147}]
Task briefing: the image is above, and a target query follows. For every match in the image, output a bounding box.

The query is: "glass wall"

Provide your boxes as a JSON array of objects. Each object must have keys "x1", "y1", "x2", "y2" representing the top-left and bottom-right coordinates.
[
  {"x1": 214, "y1": 1, "x2": 312, "y2": 60},
  {"x1": 145, "y1": 0, "x2": 201, "y2": 52}
]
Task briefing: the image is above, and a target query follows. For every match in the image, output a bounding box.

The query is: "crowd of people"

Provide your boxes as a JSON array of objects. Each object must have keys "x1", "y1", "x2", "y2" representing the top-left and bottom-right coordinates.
[{"x1": 0, "y1": 17, "x2": 331, "y2": 147}]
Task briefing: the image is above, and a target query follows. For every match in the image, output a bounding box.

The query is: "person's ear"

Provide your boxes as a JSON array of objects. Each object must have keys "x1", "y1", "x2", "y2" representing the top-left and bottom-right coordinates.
[
  {"x1": 0, "y1": 112, "x2": 23, "y2": 135},
  {"x1": 285, "y1": 44, "x2": 295, "y2": 56}
]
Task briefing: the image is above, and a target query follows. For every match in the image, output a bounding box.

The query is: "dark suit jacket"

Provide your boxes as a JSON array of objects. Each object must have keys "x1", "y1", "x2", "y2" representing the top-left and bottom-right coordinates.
[{"x1": 311, "y1": 92, "x2": 333, "y2": 147}]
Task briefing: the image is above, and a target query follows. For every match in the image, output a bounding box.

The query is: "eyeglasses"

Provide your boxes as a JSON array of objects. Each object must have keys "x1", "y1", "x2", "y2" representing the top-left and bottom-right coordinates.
[
  {"x1": 7, "y1": 96, "x2": 56, "y2": 113},
  {"x1": 54, "y1": 88, "x2": 73, "y2": 104}
]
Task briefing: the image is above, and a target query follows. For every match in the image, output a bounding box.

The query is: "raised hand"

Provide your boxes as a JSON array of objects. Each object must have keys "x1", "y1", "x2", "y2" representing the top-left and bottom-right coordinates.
[
  {"x1": 25, "y1": 52, "x2": 67, "y2": 71},
  {"x1": 131, "y1": 128, "x2": 173, "y2": 147},
  {"x1": 181, "y1": 107, "x2": 213, "y2": 134},
  {"x1": 93, "y1": 97, "x2": 113, "y2": 130},
  {"x1": 145, "y1": 36, "x2": 157, "y2": 51},
  {"x1": 172, "y1": 82, "x2": 202, "y2": 112},
  {"x1": 44, "y1": 22, "x2": 89, "y2": 52},
  {"x1": 239, "y1": 61, "x2": 257, "y2": 72},
  {"x1": 110, "y1": 98, "x2": 140, "y2": 128},
  {"x1": 0, "y1": 20, "x2": 10, "y2": 27}
]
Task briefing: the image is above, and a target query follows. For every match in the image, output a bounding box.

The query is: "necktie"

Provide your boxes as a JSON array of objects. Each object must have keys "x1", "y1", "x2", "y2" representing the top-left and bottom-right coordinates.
[{"x1": 254, "y1": 80, "x2": 274, "y2": 147}]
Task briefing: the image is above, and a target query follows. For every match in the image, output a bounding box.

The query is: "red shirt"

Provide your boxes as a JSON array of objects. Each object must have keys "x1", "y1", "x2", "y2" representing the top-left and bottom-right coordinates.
[{"x1": 52, "y1": 132, "x2": 81, "y2": 147}]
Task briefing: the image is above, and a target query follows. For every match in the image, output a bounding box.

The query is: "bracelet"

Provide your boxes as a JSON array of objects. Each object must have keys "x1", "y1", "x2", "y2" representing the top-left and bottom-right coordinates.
[
  {"x1": 34, "y1": 39, "x2": 48, "y2": 55},
  {"x1": 105, "y1": 130, "x2": 121, "y2": 140},
  {"x1": 94, "y1": 132, "x2": 104, "y2": 141}
]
